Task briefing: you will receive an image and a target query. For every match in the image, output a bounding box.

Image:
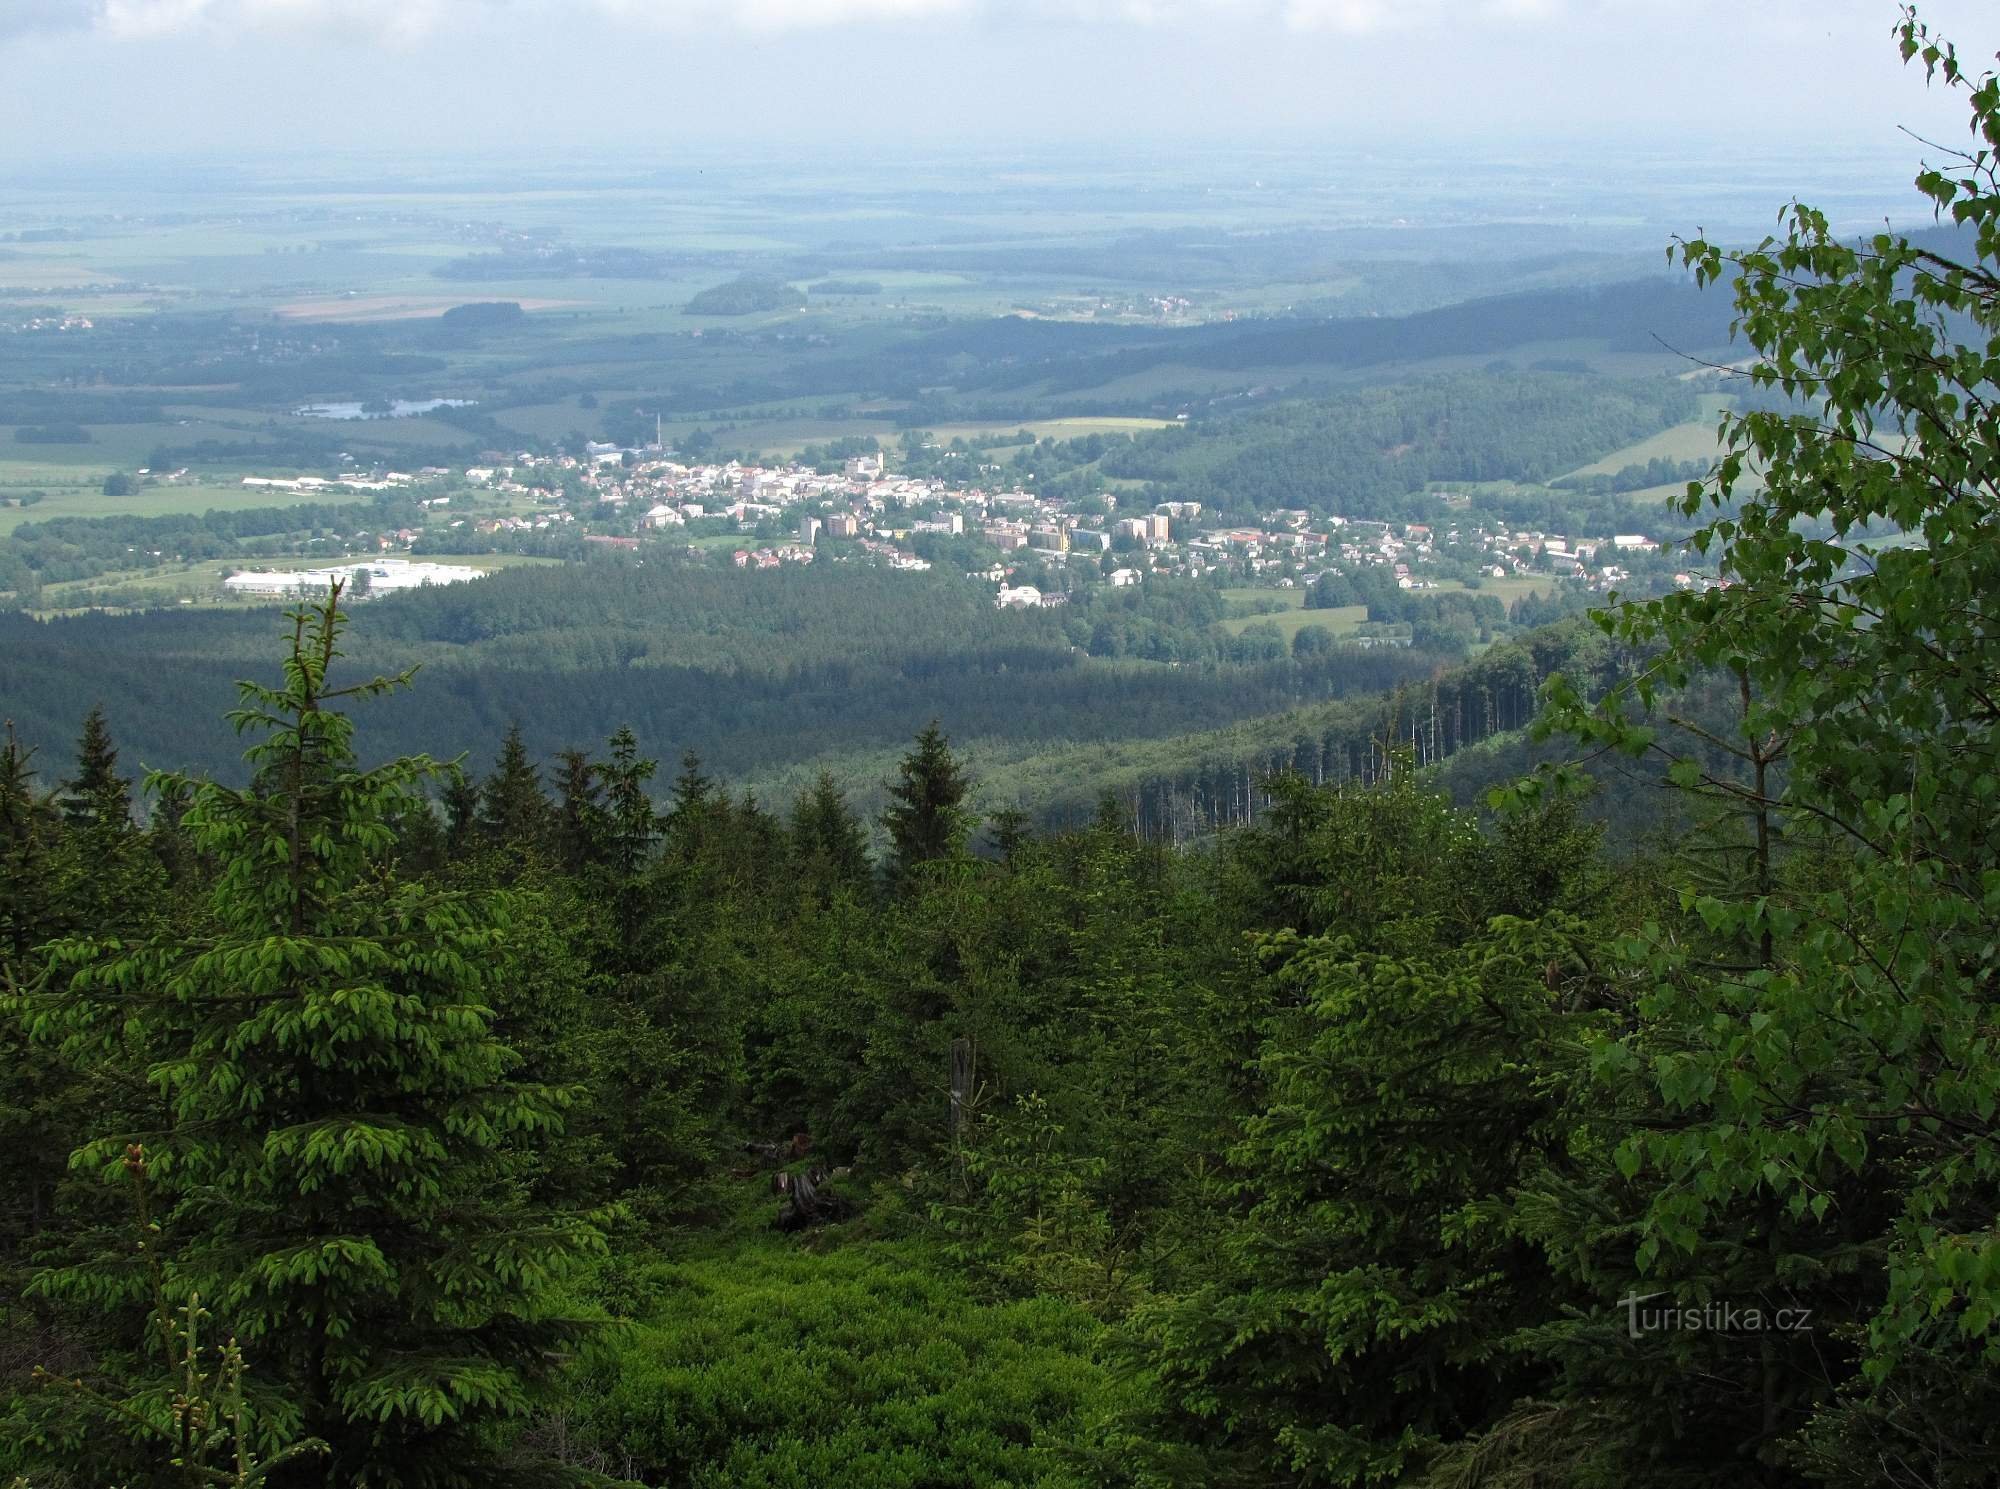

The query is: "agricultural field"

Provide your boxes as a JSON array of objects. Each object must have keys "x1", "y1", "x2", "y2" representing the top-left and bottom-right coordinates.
[
  {"x1": 0, "y1": 476, "x2": 376, "y2": 535},
  {"x1": 928, "y1": 416, "x2": 1177, "y2": 442},
  {"x1": 274, "y1": 294, "x2": 588, "y2": 323},
  {"x1": 1220, "y1": 576, "x2": 1553, "y2": 629}
]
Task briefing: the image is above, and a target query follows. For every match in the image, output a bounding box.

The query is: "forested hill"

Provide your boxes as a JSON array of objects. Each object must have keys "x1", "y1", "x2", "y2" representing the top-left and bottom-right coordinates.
[
  {"x1": 0, "y1": 560, "x2": 1453, "y2": 789},
  {"x1": 0, "y1": 573, "x2": 1701, "y2": 850},
  {"x1": 348, "y1": 560, "x2": 1057, "y2": 668},
  {"x1": 1099, "y1": 370, "x2": 1698, "y2": 522},
  {"x1": 774, "y1": 615, "x2": 1740, "y2": 848},
  {"x1": 754, "y1": 274, "x2": 1736, "y2": 415},
  {"x1": 957, "y1": 276, "x2": 1735, "y2": 394}
]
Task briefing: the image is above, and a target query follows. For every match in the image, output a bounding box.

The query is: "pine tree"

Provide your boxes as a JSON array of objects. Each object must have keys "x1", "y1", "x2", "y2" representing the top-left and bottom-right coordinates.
[
  {"x1": 59, "y1": 706, "x2": 131, "y2": 831},
  {"x1": 26, "y1": 588, "x2": 604, "y2": 1488},
  {"x1": 882, "y1": 720, "x2": 973, "y2": 892}
]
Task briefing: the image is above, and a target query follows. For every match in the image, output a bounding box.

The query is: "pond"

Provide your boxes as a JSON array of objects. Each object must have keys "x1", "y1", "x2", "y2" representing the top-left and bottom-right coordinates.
[{"x1": 294, "y1": 398, "x2": 476, "y2": 420}]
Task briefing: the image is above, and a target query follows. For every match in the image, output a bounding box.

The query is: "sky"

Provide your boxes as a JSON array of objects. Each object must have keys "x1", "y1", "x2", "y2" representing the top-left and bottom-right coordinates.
[{"x1": 0, "y1": 0, "x2": 1996, "y2": 164}]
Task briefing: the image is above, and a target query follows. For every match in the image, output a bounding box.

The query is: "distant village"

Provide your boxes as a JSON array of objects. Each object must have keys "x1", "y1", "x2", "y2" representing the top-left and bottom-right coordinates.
[{"x1": 224, "y1": 438, "x2": 1693, "y2": 607}]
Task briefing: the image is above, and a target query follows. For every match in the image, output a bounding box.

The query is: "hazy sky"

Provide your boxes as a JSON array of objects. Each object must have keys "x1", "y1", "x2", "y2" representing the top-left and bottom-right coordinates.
[{"x1": 0, "y1": 0, "x2": 1995, "y2": 163}]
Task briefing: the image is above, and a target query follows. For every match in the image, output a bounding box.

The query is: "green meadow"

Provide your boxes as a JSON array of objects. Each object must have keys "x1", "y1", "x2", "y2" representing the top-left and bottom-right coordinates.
[{"x1": 1218, "y1": 602, "x2": 1369, "y2": 639}]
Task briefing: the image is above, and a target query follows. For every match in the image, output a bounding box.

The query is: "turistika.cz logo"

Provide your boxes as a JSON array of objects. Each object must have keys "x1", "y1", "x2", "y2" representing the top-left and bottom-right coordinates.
[{"x1": 1618, "y1": 1293, "x2": 1814, "y2": 1339}]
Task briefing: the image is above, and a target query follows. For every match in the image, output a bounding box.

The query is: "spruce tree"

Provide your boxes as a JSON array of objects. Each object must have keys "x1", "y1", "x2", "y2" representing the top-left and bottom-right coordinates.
[
  {"x1": 663, "y1": 750, "x2": 716, "y2": 867},
  {"x1": 477, "y1": 722, "x2": 551, "y2": 860},
  {"x1": 0, "y1": 724, "x2": 73, "y2": 1256},
  {"x1": 882, "y1": 720, "x2": 973, "y2": 892},
  {"x1": 439, "y1": 773, "x2": 482, "y2": 861},
  {"x1": 0, "y1": 724, "x2": 61, "y2": 968},
  {"x1": 668, "y1": 750, "x2": 712, "y2": 818},
  {"x1": 59, "y1": 705, "x2": 130, "y2": 831},
  {"x1": 787, "y1": 771, "x2": 871, "y2": 898},
  {"x1": 594, "y1": 727, "x2": 658, "y2": 962},
  {"x1": 146, "y1": 774, "x2": 202, "y2": 893},
  {"x1": 28, "y1": 588, "x2": 604, "y2": 1488},
  {"x1": 552, "y1": 746, "x2": 606, "y2": 872},
  {"x1": 53, "y1": 706, "x2": 163, "y2": 938},
  {"x1": 983, "y1": 806, "x2": 1032, "y2": 864}
]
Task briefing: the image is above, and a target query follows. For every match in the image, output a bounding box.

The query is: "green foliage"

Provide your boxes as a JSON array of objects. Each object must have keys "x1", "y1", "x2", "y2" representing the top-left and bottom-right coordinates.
[
  {"x1": 937, "y1": 1092, "x2": 1125, "y2": 1312},
  {"x1": 1508, "y1": 12, "x2": 2000, "y2": 1480},
  {"x1": 554, "y1": 1219, "x2": 1136, "y2": 1489},
  {"x1": 16, "y1": 587, "x2": 606, "y2": 1488},
  {"x1": 0, "y1": 724, "x2": 62, "y2": 968},
  {"x1": 477, "y1": 721, "x2": 555, "y2": 865},
  {"x1": 20, "y1": 1149, "x2": 330, "y2": 1489},
  {"x1": 1126, "y1": 773, "x2": 1607, "y2": 1487}
]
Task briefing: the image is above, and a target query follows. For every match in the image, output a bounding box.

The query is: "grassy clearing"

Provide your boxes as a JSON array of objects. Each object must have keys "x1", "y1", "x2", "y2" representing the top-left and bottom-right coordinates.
[
  {"x1": 1563, "y1": 416, "x2": 1727, "y2": 479},
  {"x1": 1431, "y1": 575, "x2": 1555, "y2": 608},
  {"x1": 1219, "y1": 603, "x2": 1368, "y2": 639},
  {"x1": 1220, "y1": 585, "x2": 1305, "y2": 613},
  {"x1": 1217, "y1": 577, "x2": 1552, "y2": 625}
]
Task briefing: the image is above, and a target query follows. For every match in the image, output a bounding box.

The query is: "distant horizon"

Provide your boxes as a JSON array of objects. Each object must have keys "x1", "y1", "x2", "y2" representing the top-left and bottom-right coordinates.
[{"x1": 1, "y1": 134, "x2": 1955, "y2": 249}]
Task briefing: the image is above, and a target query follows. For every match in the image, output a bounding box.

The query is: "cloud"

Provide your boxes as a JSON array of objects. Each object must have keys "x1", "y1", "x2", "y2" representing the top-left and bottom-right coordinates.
[
  {"x1": 1278, "y1": 0, "x2": 1401, "y2": 32},
  {"x1": 0, "y1": 0, "x2": 98, "y2": 39},
  {"x1": 5, "y1": 0, "x2": 1578, "y2": 41},
  {"x1": 1277, "y1": 0, "x2": 1570, "y2": 32},
  {"x1": 92, "y1": 0, "x2": 493, "y2": 42},
  {"x1": 6, "y1": 0, "x2": 1910, "y2": 48},
  {"x1": 23, "y1": 0, "x2": 978, "y2": 42}
]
